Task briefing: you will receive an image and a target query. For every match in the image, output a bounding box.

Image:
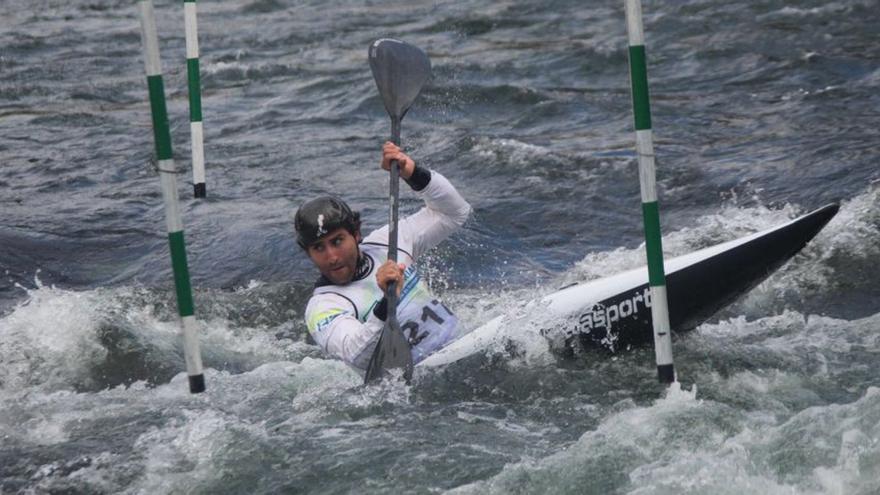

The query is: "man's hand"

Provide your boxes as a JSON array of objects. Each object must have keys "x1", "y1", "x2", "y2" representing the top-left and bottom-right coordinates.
[
  {"x1": 381, "y1": 141, "x2": 415, "y2": 179},
  {"x1": 376, "y1": 260, "x2": 406, "y2": 296}
]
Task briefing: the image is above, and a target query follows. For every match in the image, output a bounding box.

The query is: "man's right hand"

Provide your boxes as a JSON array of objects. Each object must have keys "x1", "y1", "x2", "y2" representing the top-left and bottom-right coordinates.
[{"x1": 381, "y1": 142, "x2": 416, "y2": 179}]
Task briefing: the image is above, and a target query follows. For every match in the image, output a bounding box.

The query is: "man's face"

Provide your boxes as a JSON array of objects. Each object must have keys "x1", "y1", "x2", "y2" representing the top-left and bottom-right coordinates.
[{"x1": 306, "y1": 227, "x2": 361, "y2": 284}]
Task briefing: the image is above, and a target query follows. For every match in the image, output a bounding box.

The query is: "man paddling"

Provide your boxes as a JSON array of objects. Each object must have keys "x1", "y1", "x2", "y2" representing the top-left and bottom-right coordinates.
[{"x1": 296, "y1": 142, "x2": 471, "y2": 372}]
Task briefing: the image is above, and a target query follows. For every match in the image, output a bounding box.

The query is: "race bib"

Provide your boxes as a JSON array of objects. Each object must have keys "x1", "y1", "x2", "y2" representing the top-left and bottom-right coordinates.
[{"x1": 399, "y1": 298, "x2": 458, "y2": 363}]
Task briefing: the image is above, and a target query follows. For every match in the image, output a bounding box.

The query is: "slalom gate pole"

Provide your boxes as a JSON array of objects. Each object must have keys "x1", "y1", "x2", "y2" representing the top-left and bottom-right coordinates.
[
  {"x1": 183, "y1": 0, "x2": 207, "y2": 198},
  {"x1": 624, "y1": 0, "x2": 675, "y2": 384},
  {"x1": 139, "y1": 0, "x2": 206, "y2": 393}
]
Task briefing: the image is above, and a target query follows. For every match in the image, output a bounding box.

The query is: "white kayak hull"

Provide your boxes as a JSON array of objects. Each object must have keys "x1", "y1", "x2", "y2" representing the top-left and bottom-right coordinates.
[{"x1": 420, "y1": 204, "x2": 839, "y2": 367}]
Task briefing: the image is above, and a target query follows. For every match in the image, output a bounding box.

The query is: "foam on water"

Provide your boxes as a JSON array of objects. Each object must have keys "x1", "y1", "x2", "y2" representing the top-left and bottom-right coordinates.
[
  {"x1": 0, "y1": 277, "x2": 108, "y2": 392},
  {"x1": 472, "y1": 137, "x2": 556, "y2": 168},
  {"x1": 448, "y1": 381, "x2": 880, "y2": 495},
  {"x1": 2, "y1": 354, "x2": 382, "y2": 493},
  {"x1": 0, "y1": 276, "x2": 322, "y2": 394},
  {"x1": 553, "y1": 202, "x2": 800, "y2": 290},
  {"x1": 694, "y1": 310, "x2": 880, "y2": 392}
]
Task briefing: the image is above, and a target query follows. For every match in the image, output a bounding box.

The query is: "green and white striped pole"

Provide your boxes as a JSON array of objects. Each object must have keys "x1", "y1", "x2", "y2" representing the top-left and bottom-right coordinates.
[
  {"x1": 624, "y1": 0, "x2": 675, "y2": 384},
  {"x1": 183, "y1": 0, "x2": 207, "y2": 198},
  {"x1": 139, "y1": 0, "x2": 206, "y2": 393}
]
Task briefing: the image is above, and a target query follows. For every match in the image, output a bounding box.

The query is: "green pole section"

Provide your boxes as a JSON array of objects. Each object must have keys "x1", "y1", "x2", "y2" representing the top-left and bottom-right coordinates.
[
  {"x1": 184, "y1": 0, "x2": 207, "y2": 198},
  {"x1": 624, "y1": 0, "x2": 675, "y2": 384},
  {"x1": 139, "y1": 0, "x2": 206, "y2": 394}
]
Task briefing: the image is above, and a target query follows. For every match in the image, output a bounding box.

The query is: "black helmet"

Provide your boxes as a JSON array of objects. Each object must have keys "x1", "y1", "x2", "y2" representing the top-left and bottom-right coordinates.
[{"x1": 294, "y1": 196, "x2": 361, "y2": 249}]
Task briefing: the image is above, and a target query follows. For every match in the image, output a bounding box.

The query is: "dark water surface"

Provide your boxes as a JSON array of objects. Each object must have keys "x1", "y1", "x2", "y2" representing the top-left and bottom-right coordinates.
[{"x1": 2, "y1": 0, "x2": 879, "y2": 493}]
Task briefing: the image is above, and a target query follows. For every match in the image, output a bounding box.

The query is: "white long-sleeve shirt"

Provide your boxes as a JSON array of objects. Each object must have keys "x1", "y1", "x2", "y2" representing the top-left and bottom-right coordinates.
[{"x1": 304, "y1": 170, "x2": 471, "y2": 371}]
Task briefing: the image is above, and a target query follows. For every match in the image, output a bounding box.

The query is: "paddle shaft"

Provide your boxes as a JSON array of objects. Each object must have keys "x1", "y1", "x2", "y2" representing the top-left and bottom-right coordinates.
[
  {"x1": 363, "y1": 117, "x2": 412, "y2": 384},
  {"x1": 385, "y1": 117, "x2": 402, "y2": 332}
]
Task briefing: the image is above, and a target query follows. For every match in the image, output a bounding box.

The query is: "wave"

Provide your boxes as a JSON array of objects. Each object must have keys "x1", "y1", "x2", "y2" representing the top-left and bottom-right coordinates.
[
  {"x1": 0, "y1": 280, "x2": 319, "y2": 394},
  {"x1": 449, "y1": 380, "x2": 880, "y2": 495}
]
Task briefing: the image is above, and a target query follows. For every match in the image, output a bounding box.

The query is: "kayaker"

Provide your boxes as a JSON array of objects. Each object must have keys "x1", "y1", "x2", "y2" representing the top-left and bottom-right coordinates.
[{"x1": 295, "y1": 142, "x2": 471, "y2": 372}]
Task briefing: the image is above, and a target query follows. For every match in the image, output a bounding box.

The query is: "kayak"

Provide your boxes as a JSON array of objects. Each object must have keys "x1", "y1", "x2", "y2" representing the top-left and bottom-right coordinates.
[{"x1": 419, "y1": 203, "x2": 839, "y2": 367}]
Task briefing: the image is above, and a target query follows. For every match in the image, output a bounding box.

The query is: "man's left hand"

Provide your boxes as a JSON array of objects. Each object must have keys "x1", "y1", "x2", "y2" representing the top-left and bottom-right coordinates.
[{"x1": 376, "y1": 260, "x2": 406, "y2": 296}]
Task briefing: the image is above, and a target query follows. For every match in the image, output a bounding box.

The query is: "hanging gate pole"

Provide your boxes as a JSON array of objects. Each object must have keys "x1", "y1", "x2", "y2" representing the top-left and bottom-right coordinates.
[
  {"x1": 624, "y1": 0, "x2": 675, "y2": 384},
  {"x1": 139, "y1": 0, "x2": 206, "y2": 393},
  {"x1": 183, "y1": 0, "x2": 207, "y2": 198}
]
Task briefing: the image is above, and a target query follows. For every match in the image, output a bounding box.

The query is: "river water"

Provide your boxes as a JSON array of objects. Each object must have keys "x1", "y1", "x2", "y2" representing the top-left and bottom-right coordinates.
[{"x1": 2, "y1": 0, "x2": 879, "y2": 493}]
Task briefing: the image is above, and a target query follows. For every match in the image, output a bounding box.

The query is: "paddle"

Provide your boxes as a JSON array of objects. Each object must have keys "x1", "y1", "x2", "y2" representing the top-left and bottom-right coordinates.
[{"x1": 363, "y1": 39, "x2": 432, "y2": 384}]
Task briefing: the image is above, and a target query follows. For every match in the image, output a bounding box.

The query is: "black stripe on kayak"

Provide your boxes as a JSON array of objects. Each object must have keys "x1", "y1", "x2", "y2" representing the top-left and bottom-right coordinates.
[{"x1": 560, "y1": 203, "x2": 839, "y2": 353}]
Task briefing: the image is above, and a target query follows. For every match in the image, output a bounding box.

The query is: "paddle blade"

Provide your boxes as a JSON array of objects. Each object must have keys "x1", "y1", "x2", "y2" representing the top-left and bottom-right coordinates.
[
  {"x1": 364, "y1": 320, "x2": 414, "y2": 384},
  {"x1": 368, "y1": 38, "x2": 431, "y2": 121}
]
